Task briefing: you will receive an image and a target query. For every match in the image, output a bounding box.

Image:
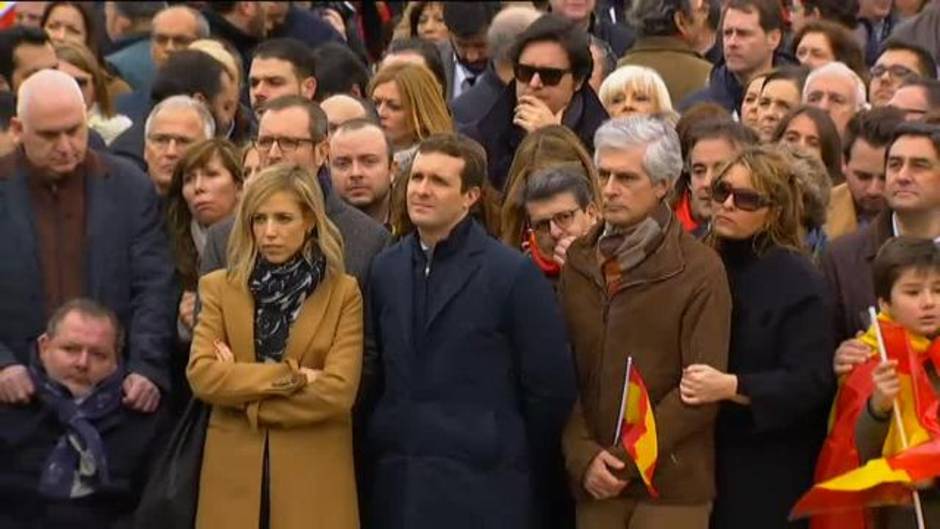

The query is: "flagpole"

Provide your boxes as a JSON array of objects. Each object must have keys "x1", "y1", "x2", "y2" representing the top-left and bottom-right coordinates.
[
  {"x1": 868, "y1": 307, "x2": 926, "y2": 529},
  {"x1": 613, "y1": 357, "x2": 633, "y2": 446}
]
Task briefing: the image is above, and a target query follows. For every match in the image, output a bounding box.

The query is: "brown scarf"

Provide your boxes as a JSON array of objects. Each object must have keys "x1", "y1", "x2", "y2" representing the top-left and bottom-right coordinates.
[{"x1": 597, "y1": 202, "x2": 672, "y2": 294}]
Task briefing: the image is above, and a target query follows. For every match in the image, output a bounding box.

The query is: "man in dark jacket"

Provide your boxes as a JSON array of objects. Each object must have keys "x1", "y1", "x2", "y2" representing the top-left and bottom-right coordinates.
[
  {"x1": 462, "y1": 14, "x2": 609, "y2": 190},
  {"x1": 451, "y1": 5, "x2": 541, "y2": 130},
  {"x1": 362, "y1": 133, "x2": 576, "y2": 529},
  {"x1": 200, "y1": 95, "x2": 390, "y2": 286},
  {"x1": 0, "y1": 70, "x2": 176, "y2": 414},
  {"x1": 824, "y1": 122, "x2": 940, "y2": 374},
  {"x1": 103, "y1": 1, "x2": 166, "y2": 92},
  {"x1": 679, "y1": 0, "x2": 790, "y2": 114},
  {"x1": 619, "y1": 0, "x2": 714, "y2": 106},
  {"x1": 560, "y1": 116, "x2": 732, "y2": 528},
  {"x1": 203, "y1": 2, "x2": 266, "y2": 82},
  {"x1": 263, "y1": 1, "x2": 343, "y2": 51},
  {"x1": 0, "y1": 299, "x2": 169, "y2": 529}
]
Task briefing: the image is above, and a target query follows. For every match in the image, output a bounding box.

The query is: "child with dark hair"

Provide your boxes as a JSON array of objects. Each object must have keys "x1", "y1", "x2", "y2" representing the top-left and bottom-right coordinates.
[{"x1": 800, "y1": 237, "x2": 940, "y2": 528}]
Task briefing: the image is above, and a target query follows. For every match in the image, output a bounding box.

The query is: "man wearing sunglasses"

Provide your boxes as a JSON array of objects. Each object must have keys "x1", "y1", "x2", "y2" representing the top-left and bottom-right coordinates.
[
  {"x1": 463, "y1": 14, "x2": 609, "y2": 190},
  {"x1": 868, "y1": 39, "x2": 937, "y2": 108},
  {"x1": 823, "y1": 122, "x2": 940, "y2": 376},
  {"x1": 559, "y1": 116, "x2": 731, "y2": 528}
]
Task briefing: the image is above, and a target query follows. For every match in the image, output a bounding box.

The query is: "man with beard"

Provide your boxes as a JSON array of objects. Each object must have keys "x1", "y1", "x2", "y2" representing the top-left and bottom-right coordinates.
[
  {"x1": 441, "y1": 2, "x2": 500, "y2": 102},
  {"x1": 202, "y1": 2, "x2": 266, "y2": 83}
]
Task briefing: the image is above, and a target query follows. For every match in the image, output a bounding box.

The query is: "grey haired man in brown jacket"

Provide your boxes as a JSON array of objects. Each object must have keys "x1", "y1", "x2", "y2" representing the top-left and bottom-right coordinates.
[{"x1": 559, "y1": 115, "x2": 732, "y2": 529}]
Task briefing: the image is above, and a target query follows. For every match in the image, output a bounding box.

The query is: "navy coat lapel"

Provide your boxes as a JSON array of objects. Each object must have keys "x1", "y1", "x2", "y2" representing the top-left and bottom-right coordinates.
[
  {"x1": 83, "y1": 155, "x2": 117, "y2": 298},
  {"x1": 0, "y1": 163, "x2": 40, "y2": 284},
  {"x1": 389, "y1": 238, "x2": 415, "y2": 353},
  {"x1": 424, "y1": 223, "x2": 486, "y2": 331}
]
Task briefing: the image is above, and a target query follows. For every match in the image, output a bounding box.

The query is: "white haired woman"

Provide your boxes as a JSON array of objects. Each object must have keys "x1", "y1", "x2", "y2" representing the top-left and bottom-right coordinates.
[{"x1": 598, "y1": 64, "x2": 674, "y2": 119}]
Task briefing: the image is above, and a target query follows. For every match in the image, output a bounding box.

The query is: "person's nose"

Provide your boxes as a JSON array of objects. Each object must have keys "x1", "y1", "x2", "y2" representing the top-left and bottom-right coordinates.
[
  {"x1": 261, "y1": 219, "x2": 278, "y2": 239},
  {"x1": 549, "y1": 219, "x2": 565, "y2": 240},
  {"x1": 49, "y1": 27, "x2": 67, "y2": 41},
  {"x1": 193, "y1": 174, "x2": 207, "y2": 193},
  {"x1": 528, "y1": 72, "x2": 543, "y2": 89},
  {"x1": 867, "y1": 177, "x2": 886, "y2": 196},
  {"x1": 73, "y1": 350, "x2": 90, "y2": 370}
]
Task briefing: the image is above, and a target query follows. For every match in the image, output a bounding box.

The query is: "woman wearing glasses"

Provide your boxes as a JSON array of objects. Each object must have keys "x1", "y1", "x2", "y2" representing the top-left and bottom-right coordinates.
[
  {"x1": 188, "y1": 163, "x2": 362, "y2": 529},
  {"x1": 679, "y1": 145, "x2": 835, "y2": 529}
]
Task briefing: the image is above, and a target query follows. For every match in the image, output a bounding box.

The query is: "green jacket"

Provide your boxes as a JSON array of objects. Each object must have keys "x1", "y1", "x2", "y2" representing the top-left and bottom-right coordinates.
[{"x1": 618, "y1": 36, "x2": 713, "y2": 108}]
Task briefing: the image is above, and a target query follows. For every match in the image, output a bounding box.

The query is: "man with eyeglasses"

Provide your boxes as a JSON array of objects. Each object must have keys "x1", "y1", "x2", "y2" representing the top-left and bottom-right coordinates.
[
  {"x1": 150, "y1": 6, "x2": 209, "y2": 72},
  {"x1": 201, "y1": 95, "x2": 390, "y2": 286},
  {"x1": 463, "y1": 14, "x2": 609, "y2": 190},
  {"x1": 823, "y1": 122, "x2": 940, "y2": 376},
  {"x1": 868, "y1": 39, "x2": 938, "y2": 108},
  {"x1": 560, "y1": 115, "x2": 731, "y2": 528},
  {"x1": 522, "y1": 165, "x2": 598, "y2": 279},
  {"x1": 142, "y1": 95, "x2": 215, "y2": 196}
]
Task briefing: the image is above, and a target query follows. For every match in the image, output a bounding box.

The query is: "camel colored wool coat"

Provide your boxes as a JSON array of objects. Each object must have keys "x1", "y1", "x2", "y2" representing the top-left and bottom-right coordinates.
[{"x1": 187, "y1": 269, "x2": 363, "y2": 529}]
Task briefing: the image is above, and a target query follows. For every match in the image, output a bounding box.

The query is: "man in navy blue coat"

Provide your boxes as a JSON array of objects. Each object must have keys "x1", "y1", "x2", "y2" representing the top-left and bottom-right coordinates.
[
  {"x1": 361, "y1": 133, "x2": 577, "y2": 529},
  {"x1": 0, "y1": 70, "x2": 176, "y2": 415}
]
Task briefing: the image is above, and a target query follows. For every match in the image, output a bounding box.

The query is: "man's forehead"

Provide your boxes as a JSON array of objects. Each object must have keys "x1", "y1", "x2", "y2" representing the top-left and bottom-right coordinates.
[
  {"x1": 889, "y1": 135, "x2": 940, "y2": 158},
  {"x1": 251, "y1": 57, "x2": 297, "y2": 78},
  {"x1": 154, "y1": 8, "x2": 198, "y2": 32},
  {"x1": 260, "y1": 108, "x2": 309, "y2": 134},
  {"x1": 152, "y1": 107, "x2": 203, "y2": 130},
  {"x1": 331, "y1": 127, "x2": 387, "y2": 153},
  {"x1": 723, "y1": 7, "x2": 761, "y2": 29}
]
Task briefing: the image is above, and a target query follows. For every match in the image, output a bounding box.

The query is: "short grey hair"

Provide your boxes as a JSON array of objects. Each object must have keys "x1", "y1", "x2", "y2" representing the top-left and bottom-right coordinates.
[
  {"x1": 17, "y1": 69, "x2": 86, "y2": 123},
  {"x1": 156, "y1": 5, "x2": 210, "y2": 39},
  {"x1": 524, "y1": 164, "x2": 595, "y2": 207},
  {"x1": 594, "y1": 115, "x2": 683, "y2": 185},
  {"x1": 803, "y1": 61, "x2": 867, "y2": 110},
  {"x1": 487, "y1": 7, "x2": 541, "y2": 65},
  {"x1": 144, "y1": 95, "x2": 215, "y2": 139}
]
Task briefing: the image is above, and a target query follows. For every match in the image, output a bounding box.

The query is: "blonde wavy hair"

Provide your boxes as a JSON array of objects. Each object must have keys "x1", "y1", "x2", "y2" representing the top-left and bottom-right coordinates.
[
  {"x1": 500, "y1": 125, "x2": 601, "y2": 248},
  {"x1": 369, "y1": 62, "x2": 453, "y2": 145},
  {"x1": 226, "y1": 164, "x2": 345, "y2": 284},
  {"x1": 706, "y1": 145, "x2": 806, "y2": 255},
  {"x1": 598, "y1": 65, "x2": 673, "y2": 116}
]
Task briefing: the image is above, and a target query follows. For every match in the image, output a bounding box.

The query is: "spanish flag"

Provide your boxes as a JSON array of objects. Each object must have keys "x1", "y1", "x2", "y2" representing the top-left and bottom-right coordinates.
[
  {"x1": 792, "y1": 313, "x2": 940, "y2": 527},
  {"x1": 615, "y1": 357, "x2": 658, "y2": 497}
]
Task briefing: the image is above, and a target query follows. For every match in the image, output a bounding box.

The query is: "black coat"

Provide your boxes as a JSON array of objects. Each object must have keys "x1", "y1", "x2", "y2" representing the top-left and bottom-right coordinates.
[
  {"x1": 450, "y1": 64, "x2": 505, "y2": 131},
  {"x1": 461, "y1": 86, "x2": 609, "y2": 191},
  {"x1": 711, "y1": 240, "x2": 835, "y2": 529},
  {"x1": 0, "y1": 400, "x2": 169, "y2": 529},
  {"x1": 362, "y1": 218, "x2": 577, "y2": 529}
]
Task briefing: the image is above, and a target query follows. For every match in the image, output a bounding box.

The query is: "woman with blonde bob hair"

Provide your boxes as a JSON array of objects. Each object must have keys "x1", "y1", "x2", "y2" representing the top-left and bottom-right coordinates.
[
  {"x1": 500, "y1": 125, "x2": 601, "y2": 249},
  {"x1": 369, "y1": 62, "x2": 453, "y2": 153},
  {"x1": 598, "y1": 64, "x2": 674, "y2": 119},
  {"x1": 187, "y1": 163, "x2": 363, "y2": 529},
  {"x1": 680, "y1": 145, "x2": 834, "y2": 529}
]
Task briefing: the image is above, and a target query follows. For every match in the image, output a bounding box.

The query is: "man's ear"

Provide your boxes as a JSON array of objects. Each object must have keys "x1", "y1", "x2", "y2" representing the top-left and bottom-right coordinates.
[
  {"x1": 463, "y1": 185, "x2": 482, "y2": 210},
  {"x1": 37, "y1": 333, "x2": 50, "y2": 361},
  {"x1": 301, "y1": 77, "x2": 318, "y2": 100},
  {"x1": 0, "y1": 75, "x2": 10, "y2": 93},
  {"x1": 653, "y1": 178, "x2": 670, "y2": 201},
  {"x1": 192, "y1": 92, "x2": 208, "y2": 105},
  {"x1": 878, "y1": 297, "x2": 891, "y2": 316},
  {"x1": 315, "y1": 139, "x2": 330, "y2": 167},
  {"x1": 9, "y1": 116, "x2": 23, "y2": 143},
  {"x1": 767, "y1": 28, "x2": 782, "y2": 52}
]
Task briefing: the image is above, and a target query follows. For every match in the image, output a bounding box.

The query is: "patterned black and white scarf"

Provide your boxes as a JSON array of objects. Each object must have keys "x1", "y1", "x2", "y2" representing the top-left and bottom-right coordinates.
[{"x1": 248, "y1": 252, "x2": 325, "y2": 363}]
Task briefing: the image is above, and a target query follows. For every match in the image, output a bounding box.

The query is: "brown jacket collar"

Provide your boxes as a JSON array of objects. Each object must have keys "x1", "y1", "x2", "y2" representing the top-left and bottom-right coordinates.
[
  {"x1": 567, "y1": 209, "x2": 686, "y2": 292},
  {"x1": 0, "y1": 147, "x2": 106, "y2": 183}
]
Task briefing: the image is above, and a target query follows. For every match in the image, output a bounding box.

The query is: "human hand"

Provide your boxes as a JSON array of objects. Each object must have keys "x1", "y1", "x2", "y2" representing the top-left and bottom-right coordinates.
[
  {"x1": 513, "y1": 95, "x2": 563, "y2": 132},
  {"x1": 0, "y1": 364, "x2": 34, "y2": 404},
  {"x1": 834, "y1": 337, "x2": 869, "y2": 376},
  {"x1": 870, "y1": 359, "x2": 900, "y2": 416},
  {"x1": 179, "y1": 291, "x2": 196, "y2": 330},
  {"x1": 583, "y1": 449, "x2": 628, "y2": 500},
  {"x1": 122, "y1": 373, "x2": 161, "y2": 413},
  {"x1": 213, "y1": 339, "x2": 235, "y2": 363},
  {"x1": 299, "y1": 367, "x2": 321, "y2": 384},
  {"x1": 553, "y1": 235, "x2": 578, "y2": 266},
  {"x1": 680, "y1": 364, "x2": 737, "y2": 405}
]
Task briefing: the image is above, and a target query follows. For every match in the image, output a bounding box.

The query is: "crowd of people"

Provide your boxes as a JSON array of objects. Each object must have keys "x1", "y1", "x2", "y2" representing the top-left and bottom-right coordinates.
[{"x1": 0, "y1": 0, "x2": 939, "y2": 528}]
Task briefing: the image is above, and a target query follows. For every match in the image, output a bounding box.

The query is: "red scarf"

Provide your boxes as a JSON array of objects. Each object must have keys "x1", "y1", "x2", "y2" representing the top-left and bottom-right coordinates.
[
  {"x1": 525, "y1": 229, "x2": 561, "y2": 277},
  {"x1": 674, "y1": 191, "x2": 700, "y2": 233}
]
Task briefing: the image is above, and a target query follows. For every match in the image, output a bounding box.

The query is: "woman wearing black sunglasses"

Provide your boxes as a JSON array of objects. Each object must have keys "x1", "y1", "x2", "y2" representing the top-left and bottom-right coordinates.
[{"x1": 678, "y1": 145, "x2": 836, "y2": 529}]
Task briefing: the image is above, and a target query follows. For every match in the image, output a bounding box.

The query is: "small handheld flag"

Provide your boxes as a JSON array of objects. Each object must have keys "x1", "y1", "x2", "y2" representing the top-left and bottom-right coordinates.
[{"x1": 614, "y1": 357, "x2": 659, "y2": 497}]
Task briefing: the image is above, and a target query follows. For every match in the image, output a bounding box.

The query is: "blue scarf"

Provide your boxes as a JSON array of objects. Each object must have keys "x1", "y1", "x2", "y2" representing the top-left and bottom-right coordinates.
[{"x1": 28, "y1": 362, "x2": 125, "y2": 499}]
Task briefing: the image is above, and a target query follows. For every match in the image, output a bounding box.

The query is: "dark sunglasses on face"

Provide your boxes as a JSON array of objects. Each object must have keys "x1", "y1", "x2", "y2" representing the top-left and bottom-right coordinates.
[
  {"x1": 513, "y1": 63, "x2": 571, "y2": 87},
  {"x1": 710, "y1": 180, "x2": 771, "y2": 212}
]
